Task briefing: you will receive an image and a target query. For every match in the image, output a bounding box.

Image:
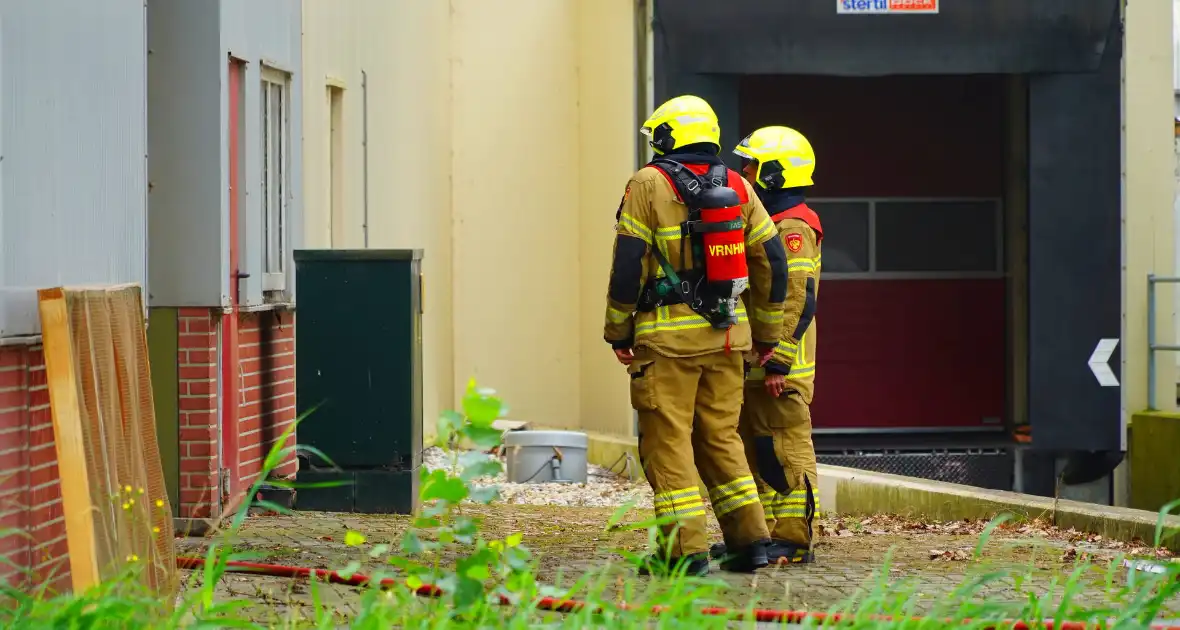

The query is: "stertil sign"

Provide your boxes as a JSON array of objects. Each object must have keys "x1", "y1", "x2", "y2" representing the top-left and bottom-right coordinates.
[{"x1": 838, "y1": 0, "x2": 938, "y2": 13}]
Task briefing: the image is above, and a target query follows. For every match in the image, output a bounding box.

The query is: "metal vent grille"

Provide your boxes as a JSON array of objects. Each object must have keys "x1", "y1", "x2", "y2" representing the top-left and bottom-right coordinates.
[{"x1": 818, "y1": 449, "x2": 1013, "y2": 491}]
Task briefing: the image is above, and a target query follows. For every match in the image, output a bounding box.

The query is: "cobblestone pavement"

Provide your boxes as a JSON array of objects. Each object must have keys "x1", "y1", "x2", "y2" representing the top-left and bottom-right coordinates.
[{"x1": 176, "y1": 506, "x2": 1180, "y2": 624}]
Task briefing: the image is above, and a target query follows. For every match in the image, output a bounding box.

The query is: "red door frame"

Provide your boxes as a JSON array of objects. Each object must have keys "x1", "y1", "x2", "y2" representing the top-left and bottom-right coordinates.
[{"x1": 222, "y1": 56, "x2": 246, "y2": 503}]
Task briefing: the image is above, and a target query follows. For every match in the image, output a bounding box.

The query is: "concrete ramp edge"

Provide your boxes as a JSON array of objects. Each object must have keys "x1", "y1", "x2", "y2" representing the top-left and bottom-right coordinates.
[{"x1": 581, "y1": 432, "x2": 1180, "y2": 551}]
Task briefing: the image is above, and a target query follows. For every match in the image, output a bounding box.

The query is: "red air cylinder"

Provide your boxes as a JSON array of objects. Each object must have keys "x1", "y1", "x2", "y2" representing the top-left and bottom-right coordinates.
[{"x1": 697, "y1": 186, "x2": 749, "y2": 297}]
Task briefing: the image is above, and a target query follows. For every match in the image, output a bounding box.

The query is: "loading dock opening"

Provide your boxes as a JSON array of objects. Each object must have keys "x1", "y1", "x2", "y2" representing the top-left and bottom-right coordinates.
[
  {"x1": 739, "y1": 74, "x2": 1009, "y2": 435},
  {"x1": 653, "y1": 0, "x2": 1123, "y2": 497}
]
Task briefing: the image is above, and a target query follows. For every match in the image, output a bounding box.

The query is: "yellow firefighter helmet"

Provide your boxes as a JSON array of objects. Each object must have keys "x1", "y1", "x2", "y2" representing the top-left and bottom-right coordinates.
[
  {"x1": 732, "y1": 126, "x2": 816, "y2": 189},
  {"x1": 640, "y1": 95, "x2": 721, "y2": 155}
]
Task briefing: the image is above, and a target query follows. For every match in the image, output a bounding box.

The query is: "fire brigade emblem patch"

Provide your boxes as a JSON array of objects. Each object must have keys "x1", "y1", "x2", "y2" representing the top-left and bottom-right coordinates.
[
  {"x1": 785, "y1": 233, "x2": 804, "y2": 253},
  {"x1": 623, "y1": 186, "x2": 631, "y2": 203}
]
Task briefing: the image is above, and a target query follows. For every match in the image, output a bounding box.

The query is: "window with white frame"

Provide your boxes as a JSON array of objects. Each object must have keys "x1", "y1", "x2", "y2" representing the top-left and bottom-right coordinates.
[{"x1": 261, "y1": 66, "x2": 290, "y2": 292}]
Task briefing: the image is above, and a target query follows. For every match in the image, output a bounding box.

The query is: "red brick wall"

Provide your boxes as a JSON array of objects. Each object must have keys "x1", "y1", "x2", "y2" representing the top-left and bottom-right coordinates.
[
  {"x1": 0, "y1": 344, "x2": 70, "y2": 592},
  {"x1": 0, "y1": 307, "x2": 297, "y2": 586},
  {"x1": 176, "y1": 308, "x2": 296, "y2": 519},
  {"x1": 237, "y1": 311, "x2": 297, "y2": 488},
  {"x1": 177, "y1": 309, "x2": 219, "y2": 519}
]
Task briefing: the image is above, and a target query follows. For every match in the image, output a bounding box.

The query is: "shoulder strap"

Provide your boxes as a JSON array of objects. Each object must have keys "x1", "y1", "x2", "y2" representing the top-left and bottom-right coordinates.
[
  {"x1": 648, "y1": 245, "x2": 696, "y2": 308},
  {"x1": 650, "y1": 158, "x2": 709, "y2": 207},
  {"x1": 705, "y1": 163, "x2": 728, "y2": 189}
]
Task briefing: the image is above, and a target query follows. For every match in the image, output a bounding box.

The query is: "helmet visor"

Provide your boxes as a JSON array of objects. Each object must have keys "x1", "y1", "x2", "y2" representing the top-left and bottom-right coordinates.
[{"x1": 733, "y1": 134, "x2": 754, "y2": 158}]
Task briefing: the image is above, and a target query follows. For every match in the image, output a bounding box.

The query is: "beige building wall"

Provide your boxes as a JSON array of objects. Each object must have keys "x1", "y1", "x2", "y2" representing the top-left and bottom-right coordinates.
[
  {"x1": 451, "y1": 0, "x2": 635, "y2": 435},
  {"x1": 575, "y1": 1, "x2": 642, "y2": 436},
  {"x1": 301, "y1": 0, "x2": 455, "y2": 433},
  {"x1": 1125, "y1": 0, "x2": 1177, "y2": 419},
  {"x1": 303, "y1": 0, "x2": 636, "y2": 436}
]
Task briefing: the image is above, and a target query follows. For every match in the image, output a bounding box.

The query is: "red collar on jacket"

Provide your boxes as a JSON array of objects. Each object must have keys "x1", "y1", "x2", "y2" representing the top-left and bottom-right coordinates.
[{"x1": 771, "y1": 203, "x2": 823, "y2": 243}]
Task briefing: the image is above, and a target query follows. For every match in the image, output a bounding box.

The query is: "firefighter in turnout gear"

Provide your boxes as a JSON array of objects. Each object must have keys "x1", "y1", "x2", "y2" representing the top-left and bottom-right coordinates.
[
  {"x1": 711, "y1": 126, "x2": 823, "y2": 565},
  {"x1": 603, "y1": 96, "x2": 791, "y2": 577}
]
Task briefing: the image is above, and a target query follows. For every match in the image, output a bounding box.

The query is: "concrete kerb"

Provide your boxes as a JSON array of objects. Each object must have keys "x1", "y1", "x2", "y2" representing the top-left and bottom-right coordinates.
[{"x1": 581, "y1": 432, "x2": 1180, "y2": 551}]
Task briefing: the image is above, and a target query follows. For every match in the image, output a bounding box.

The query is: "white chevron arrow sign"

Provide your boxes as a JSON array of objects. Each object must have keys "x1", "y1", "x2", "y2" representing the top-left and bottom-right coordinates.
[{"x1": 1088, "y1": 338, "x2": 1119, "y2": 387}]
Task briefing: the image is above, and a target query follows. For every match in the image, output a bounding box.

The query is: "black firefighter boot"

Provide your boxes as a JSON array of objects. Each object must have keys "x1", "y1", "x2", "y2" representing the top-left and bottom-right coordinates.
[
  {"x1": 709, "y1": 541, "x2": 728, "y2": 559},
  {"x1": 766, "y1": 540, "x2": 815, "y2": 565},
  {"x1": 711, "y1": 539, "x2": 814, "y2": 565},
  {"x1": 715, "y1": 539, "x2": 770, "y2": 573},
  {"x1": 637, "y1": 551, "x2": 710, "y2": 578}
]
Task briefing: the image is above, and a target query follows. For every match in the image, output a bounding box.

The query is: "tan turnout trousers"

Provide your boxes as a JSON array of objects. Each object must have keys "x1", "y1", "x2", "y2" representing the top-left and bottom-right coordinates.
[
  {"x1": 605, "y1": 157, "x2": 789, "y2": 561},
  {"x1": 630, "y1": 347, "x2": 769, "y2": 558},
  {"x1": 737, "y1": 209, "x2": 823, "y2": 558},
  {"x1": 739, "y1": 382, "x2": 818, "y2": 552}
]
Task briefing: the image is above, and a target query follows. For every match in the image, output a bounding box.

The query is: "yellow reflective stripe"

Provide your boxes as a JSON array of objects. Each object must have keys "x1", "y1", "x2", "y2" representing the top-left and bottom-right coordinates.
[
  {"x1": 653, "y1": 487, "x2": 706, "y2": 519},
  {"x1": 654, "y1": 226, "x2": 680, "y2": 264},
  {"x1": 655, "y1": 226, "x2": 682, "y2": 240},
  {"x1": 707, "y1": 475, "x2": 756, "y2": 503},
  {"x1": 656, "y1": 497, "x2": 704, "y2": 511},
  {"x1": 653, "y1": 487, "x2": 700, "y2": 506},
  {"x1": 713, "y1": 489, "x2": 760, "y2": 517},
  {"x1": 655, "y1": 501, "x2": 707, "y2": 518},
  {"x1": 772, "y1": 340, "x2": 798, "y2": 364},
  {"x1": 775, "y1": 500, "x2": 809, "y2": 517},
  {"x1": 787, "y1": 258, "x2": 816, "y2": 272},
  {"x1": 708, "y1": 476, "x2": 759, "y2": 517},
  {"x1": 766, "y1": 488, "x2": 817, "y2": 519},
  {"x1": 753, "y1": 308, "x2": 783, "y2": 324},
  {"x1": 619, "y1": 213, "x2": 653, "y2": 244},
  {"x1": 759, "y1": 490, "x2": 778, "y2": 515},
  {"x1": 634, "y1": 306, "x2": 748, "y2": 337},
  {"x1": 787, "y1": 332, "x2": 814, "y2": 379},
  {"x1": 747, "y1": 217, "x2": 775, "y2": 245},
  {"x1": 607, "y1": 307, "x2": 630, "y2": 323},
  {"x1": 664, "y1": 505, "x2": 707, "y2": 518},
  {"x1": 749, "y1": 363, "x2": 815, "y2": 380},
  {"x1": 788, "y1": 363, "x2": 815, "y2": 380}
]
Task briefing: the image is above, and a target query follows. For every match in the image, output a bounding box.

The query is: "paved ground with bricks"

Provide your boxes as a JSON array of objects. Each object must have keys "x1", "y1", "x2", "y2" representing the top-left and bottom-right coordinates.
[{"x1": 175, "y1": 505, "x2": 1180, "y2": 625}]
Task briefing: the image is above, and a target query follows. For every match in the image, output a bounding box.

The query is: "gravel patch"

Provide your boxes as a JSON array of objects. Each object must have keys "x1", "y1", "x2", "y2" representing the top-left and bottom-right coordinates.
[{"x1": 423, "y1": 446, "x2": 654, "y2": 508}]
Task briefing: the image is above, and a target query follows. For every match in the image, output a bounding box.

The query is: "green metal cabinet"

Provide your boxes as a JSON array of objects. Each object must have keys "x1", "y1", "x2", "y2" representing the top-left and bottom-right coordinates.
[{"x1": 293, "y1": 249, "x2": 423, "y2": 514}]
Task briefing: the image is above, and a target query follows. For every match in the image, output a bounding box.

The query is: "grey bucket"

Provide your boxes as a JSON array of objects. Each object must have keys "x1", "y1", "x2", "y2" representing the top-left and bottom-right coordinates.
[{"x1": 503, "y1": 430, "x2": 589, "y2": 484}]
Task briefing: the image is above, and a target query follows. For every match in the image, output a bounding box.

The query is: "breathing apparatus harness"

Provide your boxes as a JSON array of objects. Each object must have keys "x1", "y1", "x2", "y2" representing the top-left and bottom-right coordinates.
[{"x1": 636, "y1": 158, "x2": 750, "y2": 330}]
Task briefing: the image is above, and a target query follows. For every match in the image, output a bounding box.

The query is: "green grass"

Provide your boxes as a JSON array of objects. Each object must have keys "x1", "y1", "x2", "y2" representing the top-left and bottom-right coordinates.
[{"x1": 3, "y1": 380, "x2": 1180, "y2": 629}]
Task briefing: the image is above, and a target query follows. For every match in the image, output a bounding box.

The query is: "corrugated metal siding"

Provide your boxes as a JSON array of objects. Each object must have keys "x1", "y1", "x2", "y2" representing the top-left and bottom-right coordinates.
[
  {"x1": 222, "y1": 0, "x2": 302, "y2": 307},
  {"x1": 147, "y1": 0, "x2": 224, "y2": 308},
  {"x1": 0, "y1": 0, "x2": 148, "y2": 336}
]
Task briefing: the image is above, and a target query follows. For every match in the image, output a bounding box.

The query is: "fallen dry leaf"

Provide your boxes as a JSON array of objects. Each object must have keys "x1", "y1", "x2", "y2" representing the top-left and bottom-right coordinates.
[{"x1": 929, "y1": 548, "x2": 971, "y2": 562}]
